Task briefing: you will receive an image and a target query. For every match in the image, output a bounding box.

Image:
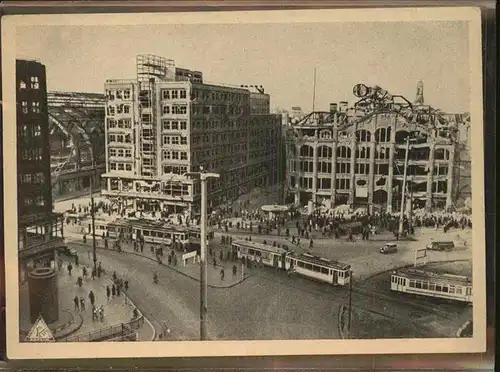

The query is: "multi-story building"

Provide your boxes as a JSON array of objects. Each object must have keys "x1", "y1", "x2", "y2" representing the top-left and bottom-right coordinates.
[
  {"x1": 285, "y1": 83, "x2": 461, "y2": 213},
  {"x1": 102, "y1": 54, "x2": 282, "y2": 214},
  {"x1": 16, "y1": 59, "x2": 64, "y2": 279}
]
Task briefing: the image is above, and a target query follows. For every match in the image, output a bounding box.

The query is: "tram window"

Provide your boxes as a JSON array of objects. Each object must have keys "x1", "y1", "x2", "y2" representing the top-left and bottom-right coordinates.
[
  {"x1": 442, "y1": 286, "x2": 448, "y2": 293},
  {"x1": 157, "y1": 232, "x2": 163, "y2": 238},
  {"x1": 456, "y1": 287, "x2": 462, "y2": 294},
  {"x1": 286, "y1": 257, "x2": 290, "y2": 263},
  {"x1": 151, "y1": 231, "x2": 157, "y2": 237},
  {"x1": 429, "y1": 283, "x2": 435, "y2": 291},
  {"x1": 297, "y1": 261, "x2": 305, "y2": 268},
  {"x1": 422, "y1": 282, "x2": 429, "y2": 290},
  {"x1": 345, "y1": 271, "x2": 350, "y2": 278},
  {"x1": 321, "y1": 267, "x2": 329, "y2": 274},
  {"x1": 305, "y1": 263, "x2": 312, "y2": 270},
  {"x1": 143, "y1": 230, "x2": 150, "y2": 236},
  {"x1": 415, "y1": 281, "x2": 422, "y2": 289},
  {"x1": 255, "y1": 251, "x2": 261, "y2": 257},
  {"x1": 409, "y1": 280, "x2": 415, "y2": 288},
  {"x1": 248, "y1": 249, "x2": 255, "y2": 255},
  {"x1": 449, "y1": 286, "x2": 455, "y2": 294},
  {"x1": 435, "y1": 285, "x2": 442, "y2": 292}
]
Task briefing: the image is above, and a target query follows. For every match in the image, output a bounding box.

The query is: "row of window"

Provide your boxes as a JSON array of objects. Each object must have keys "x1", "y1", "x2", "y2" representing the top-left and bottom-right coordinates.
[
  {"x1": 22, "y1": 196, "x2": 45, "y2": 207},
  {"x1": 109, "y1": 148, "x2": 132, "y2": 158},
  {"x1": 192, "y1": 89, "x2": 247, "y2": 103},
  {"x1": 162, "y1": 150, "x2": 188, "y2": 161},
  {"x1": 163, "y1": 165, "x2": 188, "y2": 175},
  {"x1": 20, "y1": 172, "x2": 45, "y2": 184},
  {"x1": 162, "y1": 135, "x2": 188, "y2": 146},
  {"x1": 106, "y1": 89, "x2": 132, "y2": 100},
  {"x1": 161, "y1": 89, "x2": 187, "y2": 100},
  {"x1": 297, "y1": 177, "x2": 351, "y2": 190},
  {"x1": 20, "y1": 101, "x2": 41, "y2": 114},
  {"x1": 107, "y1": 104, "x2": 131, "y2": 116},
  {"x1": 162, "y1": 120, "x2": 188, "y2": 131},
  {"x1": 108, "y1": 118, "x2": 132, "y2": 129},
  {"x1": 192, "y1": 104, "x2": 247, "y2": 116},
  {"x1": 20, "y1": 148, "x2": 44, "y2": 161},
  {"x1": 109, "y1": 163, "x2": 133, "y2": 171},
  {"x1": 162, "y1": 104, "x2": 188, "y2": 115},
  {"x1": 108, "y1": 134, "x2": 132, "y2": 143},
  {"x1": 392, "y1": 275, "x2": 470, "y2": 295},
  {"x1": 20, "y1": 124, "x2": 42, "y2": 138},
  {"x1": 19, "y1": 76, "x2": 40, "y2": 90},
  {"x1": 192, "y1": 119, "x2": 249, "y2": 131}
]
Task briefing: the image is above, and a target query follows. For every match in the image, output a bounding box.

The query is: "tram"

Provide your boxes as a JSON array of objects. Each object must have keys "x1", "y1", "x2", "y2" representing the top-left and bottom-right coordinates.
[
  {"x1": 286, "y1": 252, "x2": 351, "y2": 286},
  {"x1": 231, "y1": 240, "x2": 288, "y2": 269},
  {"x1": 390, "y1": 268, "x2": 473, "y2": 303}
]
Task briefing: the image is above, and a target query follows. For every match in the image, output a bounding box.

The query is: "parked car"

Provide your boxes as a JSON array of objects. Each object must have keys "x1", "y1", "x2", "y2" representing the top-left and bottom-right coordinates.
[{"x1": 379, "y1": 243, "x2": 398, "y2": 254}]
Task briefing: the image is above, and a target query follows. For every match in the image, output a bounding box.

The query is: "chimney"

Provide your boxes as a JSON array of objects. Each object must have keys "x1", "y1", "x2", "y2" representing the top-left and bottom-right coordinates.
[
  {"x1": 329, "y1": 103, "x2": 338, "y2": 113},
  {"x1": 339, "y1": 101, "x2": 348, "y2": 112}
]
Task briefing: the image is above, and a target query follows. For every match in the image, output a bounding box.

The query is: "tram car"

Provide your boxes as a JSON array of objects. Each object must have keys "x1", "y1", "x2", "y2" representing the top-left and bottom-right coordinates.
[
  {"x1": 286, "y1": 252, "x2": 351, "y2": 286},
  {"x1": 231, "y1": 240, "x2": 288, "y2": 269},
  {"x1": 390, "y1": 268, "x2": 473, "y2": 303}
]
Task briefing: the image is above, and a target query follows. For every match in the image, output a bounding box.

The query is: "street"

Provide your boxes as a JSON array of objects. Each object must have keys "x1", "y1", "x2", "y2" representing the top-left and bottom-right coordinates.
[{"x1": 68, "y1": 237, "x2": 469, "y2": 340}]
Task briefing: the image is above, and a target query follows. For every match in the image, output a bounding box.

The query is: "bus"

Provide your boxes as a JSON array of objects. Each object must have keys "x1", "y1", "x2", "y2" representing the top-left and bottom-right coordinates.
[
  {"x1": 390, "y1": 268, "x2": 472, "y2": 303},
  {"x1": 286, "y1": 252, "x2": 351, "y2": 286},
  {"x1": 231, "y1": 240, "x2": 288, "y2": 269}
]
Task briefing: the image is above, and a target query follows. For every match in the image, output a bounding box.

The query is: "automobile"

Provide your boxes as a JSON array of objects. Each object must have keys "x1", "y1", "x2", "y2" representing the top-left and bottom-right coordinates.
[
  {"x1": 425, "y1": 241, "x2": 455, "y2": 251},
  {"x1": 379, "y1": 243, "x2": 398, "y2": 254},
  {"x1": 58, "y1": 246, "x2": 78, "y2": 257}
]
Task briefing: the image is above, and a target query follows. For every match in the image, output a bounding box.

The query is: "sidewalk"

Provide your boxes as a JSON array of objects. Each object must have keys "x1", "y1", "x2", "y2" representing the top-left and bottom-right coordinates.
[
  {"x1": 64, "y1": 229, "x2": 248, "y2": 288},
  {"x1": 19, "y1": 254, "x2": 149, "y2": 341}
]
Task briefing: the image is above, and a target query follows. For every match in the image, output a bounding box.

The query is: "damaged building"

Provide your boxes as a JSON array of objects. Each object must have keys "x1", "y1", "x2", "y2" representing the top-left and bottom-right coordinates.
[
  {"x1": 285, "y1": 82, "x2": 466, "y2": 213},
  {"x1": 48, "y1": 91, "x2": 106, "y2": 199}
]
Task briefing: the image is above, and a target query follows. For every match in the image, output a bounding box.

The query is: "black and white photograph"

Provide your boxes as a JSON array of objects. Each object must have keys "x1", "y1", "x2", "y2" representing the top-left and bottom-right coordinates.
[{"x1": 2, "y1": 7, "x2": 486, "y2": 359}]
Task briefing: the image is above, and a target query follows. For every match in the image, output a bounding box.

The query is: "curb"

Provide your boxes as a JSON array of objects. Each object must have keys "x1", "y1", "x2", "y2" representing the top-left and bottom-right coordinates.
[
  {"x1": 456, "y1": 320, "x2": 472, "y2": 338},
  {"x1": 121, "y1": 289, "x2": 156, "y2": 342},
  {"x1": 67, "y1": 239, "x2": 249, "y2": 289}
]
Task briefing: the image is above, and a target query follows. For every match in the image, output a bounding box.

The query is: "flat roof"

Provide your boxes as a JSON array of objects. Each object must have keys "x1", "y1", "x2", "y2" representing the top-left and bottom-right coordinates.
[
  {"x1": 290, "y1": 252, "x2": 351, "y2": 270},
  {"x1": 232, "y1": 240, "x2": 288, "y2": 254},
  {"x1": 394, "y1": 268, "x2": 472, "y2": 286}
]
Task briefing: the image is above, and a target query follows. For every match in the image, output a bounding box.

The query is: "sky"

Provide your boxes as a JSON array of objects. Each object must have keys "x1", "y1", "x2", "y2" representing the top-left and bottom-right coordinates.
[{"x1": 16, "y1": 21, "x2": 470, "y2": 113}]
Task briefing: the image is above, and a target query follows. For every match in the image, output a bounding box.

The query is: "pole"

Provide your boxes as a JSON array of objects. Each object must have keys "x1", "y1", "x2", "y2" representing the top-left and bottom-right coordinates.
[
  {"x1": 90, "y1": 145, "x2": 97, "y2": 273},
  {"x1": 312, "y1": 68, "x2": 317, "y2": 112},
  {"x1": 409, "y1": 176, "x2": 413, "y2": 234},
  {"x1": 347, "y1": 270, "x2": 353, "y2": 337},
  {"x1": 398, "y1": 138, "x2": 410, "y2": 236},
  {"x1": 200, "y1": 175, "x2": 208, "y2": 340}
]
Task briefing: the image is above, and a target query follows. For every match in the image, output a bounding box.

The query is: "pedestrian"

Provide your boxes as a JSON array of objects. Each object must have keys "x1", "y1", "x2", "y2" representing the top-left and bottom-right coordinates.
[
  {"x1": 220, "y1": 268, "x2": 225, "y2": 281},
  {"x1": 116, "y1": 284, "x2": 121, "y2": 297},
  {"x1": 309, "y1": 238, "x2": 313, "y2": 249},
  {"x1": 112, "y1": 271, "x2": 117, "y2": 283},
  {"x1": 106, "y1": 286, "x2": 110, "y2": 301},
  {"x1": 112, "y1": 284, "x2": 116, "y2": 297},
  {"x1": 213, "y1": 257, "x2": 216, "y2": 268},
  {"x1": 91, "y1": 268, "x2": 96, "y2": 280},
  {"x1": 219, "y1": 250, "x2": 223, "y2": 261},
  {"x1": 89, "y1": 290, "x2": 95, "y2": 307},
  {"x1": 68, "y1": 263, "x2": 73, "y2": 276},
  {"x1": 99, "y1": 305, "x2": 104, "y2": 322},
  {"x1": 232, "y1": 265, "x2": 237, "y2": 276},
  {"x1": 82, "y1": 266, "x2": 87, "y2": 278},
  {"x1": 75, "y1": 255, "x2": 79, "y2": 267},
  {"x1": 73, "y1": 295, "x2": 79, "y2": 311},
  {"x1": 92, "y1": 306, "x2": 97, "y2": 321},
  {"x1": 124, "y1": 280, "x2": 129, "y2": 292},
  {"x1": 79, "y1": 296, "x2": 86, "y2": 311}
]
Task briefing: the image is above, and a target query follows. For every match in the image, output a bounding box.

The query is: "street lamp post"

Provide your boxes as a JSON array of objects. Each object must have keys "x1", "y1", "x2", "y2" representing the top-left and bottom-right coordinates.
[
  {"x1": 89, "y1": 145, "x2": 97, "y2": 273},
  {"x1": 347, "y1": 270, "x2": 353, "y2": 337},
  {"x1": 184, "y1": 168, "x2": 220, "y2": 341},
  {"x1": 398, "y1": 137, "x2": 411, "y2": 236}
]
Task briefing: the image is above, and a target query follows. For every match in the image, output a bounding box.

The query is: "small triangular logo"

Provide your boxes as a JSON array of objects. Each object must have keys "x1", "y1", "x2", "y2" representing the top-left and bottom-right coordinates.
[{"x1": 25, "y1": 315, "x2": 55, "y2": 342}]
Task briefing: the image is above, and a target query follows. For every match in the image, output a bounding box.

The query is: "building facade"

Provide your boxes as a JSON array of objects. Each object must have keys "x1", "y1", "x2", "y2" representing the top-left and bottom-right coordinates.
[
  {"x1": 102, "y1": 55, "x2": 282, "y2": 213},
  {"x1": 16, "y1": 59, "x2": 64, "y2": 280},
  {"x1": 286, "y1": 84, "x2": 461, "y2": 213}
]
